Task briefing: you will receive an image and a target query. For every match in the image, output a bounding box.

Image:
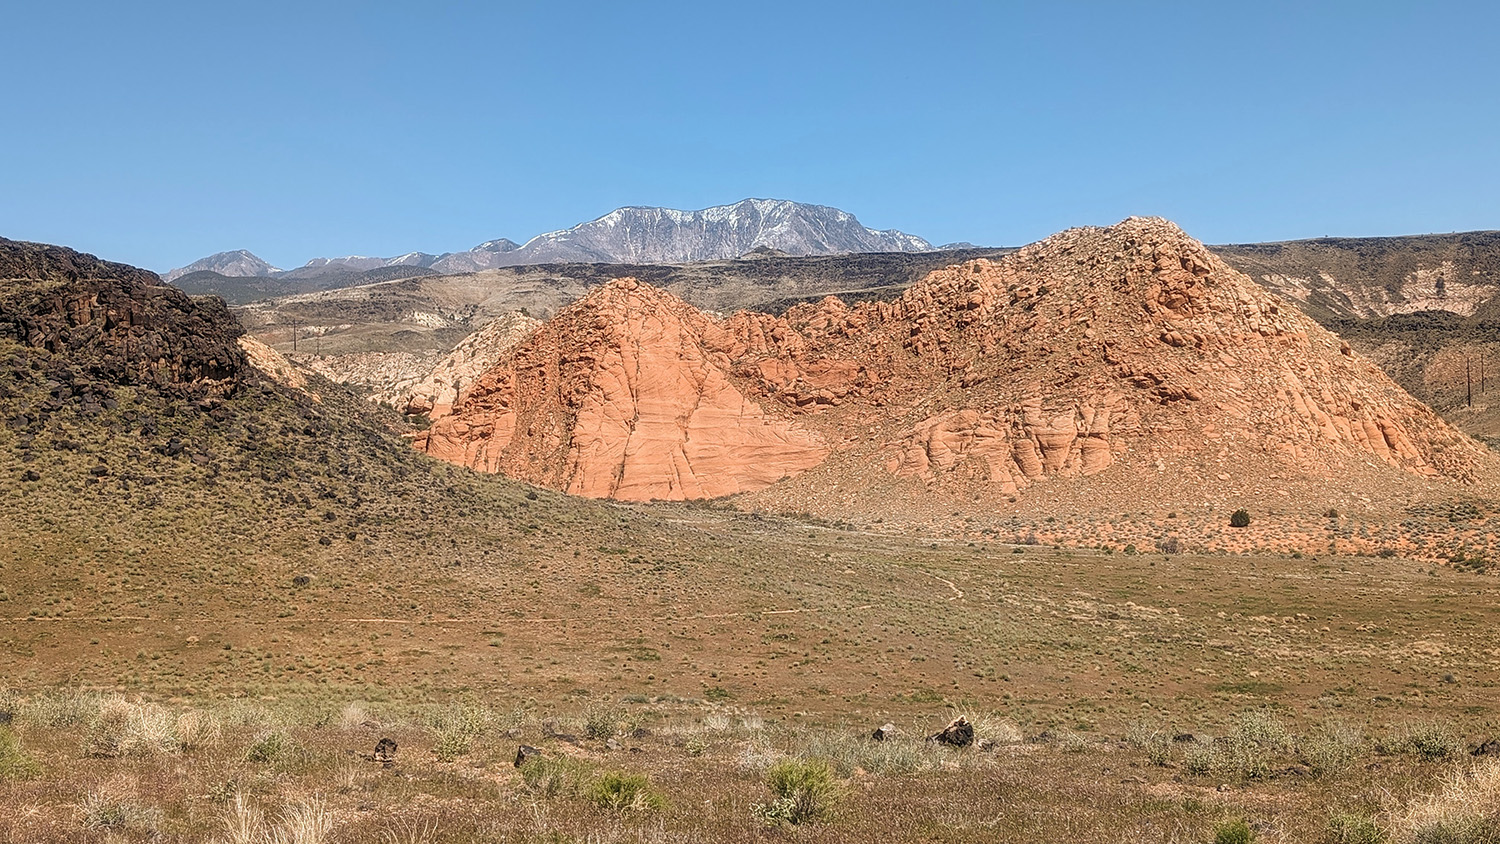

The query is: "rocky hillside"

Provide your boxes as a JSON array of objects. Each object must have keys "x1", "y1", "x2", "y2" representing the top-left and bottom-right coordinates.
[
  {"x1": 416, "y1": 219, "x2": 1494, "y2": 521},
  {"x1": 0, "y1": 237, "x2": 246, "y2": 398},
  {"x1": 1214, "y1": 231, "x2": 1500, "y2": 322},
  {"x1": 373, "y1": 310, "x2": 540, "y2": 419}
]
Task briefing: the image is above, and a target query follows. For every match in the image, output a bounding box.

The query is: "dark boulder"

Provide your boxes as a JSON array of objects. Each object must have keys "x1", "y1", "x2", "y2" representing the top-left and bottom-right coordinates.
[
  {"x1": 927, "y1": 717, "x2": 975, "y2": 748},
  {"x1": 514, "y1": 745, "x2": 543, "y2": 768},
  {"x1": 373, "y1": 737, "x2": 398, "y2": 766}
]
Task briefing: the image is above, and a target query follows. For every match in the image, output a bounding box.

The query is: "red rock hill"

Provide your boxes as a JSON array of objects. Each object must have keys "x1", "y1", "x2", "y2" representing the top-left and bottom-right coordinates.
[{"x1": 417, "y1": 218, "x2": 1492, "y2": 507}]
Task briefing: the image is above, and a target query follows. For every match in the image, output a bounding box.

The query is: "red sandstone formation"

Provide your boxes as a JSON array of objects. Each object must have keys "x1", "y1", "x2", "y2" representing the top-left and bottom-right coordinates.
[
  {"x1": 416, "y1": 218, "x2": 1492, "y2": 503},
  {"x1": 415, "y1": 279, "x2": 828, "y2": 501}
]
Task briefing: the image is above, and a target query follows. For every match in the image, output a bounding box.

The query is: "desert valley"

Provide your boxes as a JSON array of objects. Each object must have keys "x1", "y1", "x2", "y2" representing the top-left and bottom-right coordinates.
[{"x1": 1, "y1": 199, "x2": 1499, "y2": 843}]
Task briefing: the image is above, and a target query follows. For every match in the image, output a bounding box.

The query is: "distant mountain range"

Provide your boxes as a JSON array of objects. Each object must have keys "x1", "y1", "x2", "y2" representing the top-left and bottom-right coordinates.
[{"x1": 163, "y1": 199, "x2": 936, "y2": 283}]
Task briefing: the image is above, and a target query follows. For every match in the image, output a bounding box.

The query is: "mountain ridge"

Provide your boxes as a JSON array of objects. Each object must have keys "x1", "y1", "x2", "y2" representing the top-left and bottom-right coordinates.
[{"x1": 162, "y1": 199, "x2": 936, "y2": 282}]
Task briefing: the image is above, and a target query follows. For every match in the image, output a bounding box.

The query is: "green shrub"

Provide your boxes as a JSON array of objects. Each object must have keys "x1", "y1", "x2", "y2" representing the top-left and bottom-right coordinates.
[
  {"x1": 1230, "y1": 510, "x2": 1252, "y2": 528},
  {"x1": 244, "y1": 730, "x2": 291, "y2": 764},
  {"x1": 0, "y1": 727, "x2": 40, "y2": 780},
  {"x1": 581, "y1": 704, "x2": 624, "y2": 740},
  {"x1": 1220, "y1": 711, "x2": 1295, "y2": 780},
  {"x1": 755, "y1": 759, "x2": 840, "y2": 826},
  {"x1": 430, "y1": 701, "x2": 488, "y2": 761},
  {"x1": 588, "y1": 771, "x2": 664, "y2": 812},
  {"x1": 1214, "y1": 817, "x2": 1256, "y2": 844},
  {"x1": 79, "y1": 791, "x2": 160, "y2": 833},
  {"x1": 1327, "y1": 812, "x2": 1386, "y2": 844},
  {"x1": 519, "y1": 756, "x2": 587, "y2": 798}
]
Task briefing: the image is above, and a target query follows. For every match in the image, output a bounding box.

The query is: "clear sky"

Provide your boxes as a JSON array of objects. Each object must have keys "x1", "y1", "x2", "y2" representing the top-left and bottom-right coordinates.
[{"x1": 2, "y1": 0, "x2": 1496, "y2": 272}]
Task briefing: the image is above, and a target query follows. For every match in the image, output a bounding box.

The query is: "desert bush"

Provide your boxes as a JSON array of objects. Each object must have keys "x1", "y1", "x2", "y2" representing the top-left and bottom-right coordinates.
[
  {"x1": 519, "y1": 755, "x2": 589, "y2": 798},
  {"x1": 582, "y1": 704, "x2": 626, "y2": 740},
  {"x1": 1328, "y1": 812, "x2": 1387, "y2": 844},
  {"x1": 1222, "y1": 711, "x2": 1295, "y2": 780},
  {"x1": 83, "y1": 697, "x2": 183, "y2": 757},
  {"x1": 1230, "y1": 509, "x2": 1252, "y2": 528},
  {"x1": 588, "y1": 771, "x2": 665, "y2": 812},
  {"x1": 798, "y1": 728, "x2": 938, "y2": 775},
  {"x1": 270, "y1": 799, "x2": 334, "y2": 844},
  {"x1": 176, "y1": 708, "x2": 223, "y2": 751},
  {"x1": 218, "y1": 794, "x2": 264, "y2": 844},
  {"x1": 1303, "y1": 718, "x2": 1366, "y2": 777},
  {"x1": 244, "y1": 730, "x2": 294, "y2": 764},
  {"x1": 755, "y1": 758, "x2": 841, "y2": 826},
  {"x1": 1393, "y1": 759, "x2": 1500, "y2": 844},
  {"x1": 1384, "y1": 720, "x2": 1464, "y2": 762},
  {"x1": 430, "y1": 700, "x2": 488, "y2": 761},
  {"x1": 22, "y1": 688, "x2": 98, "y2": 729},
  {"x1": 1215, "y1": 817, "x2": 1256, "y2": 844},
  {"x1": 1184, "y1": 742, "x2": 1220, "y2": 776},
  {"x1": 0, "y1": 726, "x2": 40, "y2": 780},
  {"x1": 1125, "y1": 721, "x2": 1171, "y2": 766},
  {"x1": 79, "y1": 790, "x2": 161, "y2": 833}
]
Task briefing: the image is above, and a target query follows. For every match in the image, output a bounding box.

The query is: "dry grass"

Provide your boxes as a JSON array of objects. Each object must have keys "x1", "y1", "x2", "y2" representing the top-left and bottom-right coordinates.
[{"x1": 1394, "y1": 759, "x2": 1500, "y2": 843}]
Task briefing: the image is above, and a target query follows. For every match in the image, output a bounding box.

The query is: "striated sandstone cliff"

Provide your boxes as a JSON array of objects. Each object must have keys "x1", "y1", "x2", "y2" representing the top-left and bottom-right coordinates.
[
  {"x1": 417, "y1": 218, "x2": 1493, "y2": 505},
  {"x1": 416, "y1": 280, "x2": 828, "y2": 500}
]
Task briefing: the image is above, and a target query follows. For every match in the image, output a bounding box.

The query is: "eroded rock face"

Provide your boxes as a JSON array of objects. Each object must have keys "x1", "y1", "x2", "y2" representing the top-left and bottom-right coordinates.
[
  {"x1": 416, "y1": 280, "x2": 828, "y2": 501},
  {"x1": 238, "y1": 336, "x2": 309, "y2": 392},
  {"x1": 375, "y1": 311, "x2": 540, "y2": 419},
  {"x1": 0, "y1": 237, "x2": 245, "y2": 397},
  {"x1": 417, "y1": 218, "x2": 1492, "y2": 503}
]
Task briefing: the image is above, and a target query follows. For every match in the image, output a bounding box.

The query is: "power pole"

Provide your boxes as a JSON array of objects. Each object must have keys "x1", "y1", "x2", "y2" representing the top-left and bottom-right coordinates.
[{"x1": 1466, "y1": 355, "x2": 1473, "y2": 408}]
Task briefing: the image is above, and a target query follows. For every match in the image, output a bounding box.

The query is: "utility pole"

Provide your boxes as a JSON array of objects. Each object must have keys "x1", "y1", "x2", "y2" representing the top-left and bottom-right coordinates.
[{"x1": 1466, "y1": 355, "x2": 1473, "y2": 408}]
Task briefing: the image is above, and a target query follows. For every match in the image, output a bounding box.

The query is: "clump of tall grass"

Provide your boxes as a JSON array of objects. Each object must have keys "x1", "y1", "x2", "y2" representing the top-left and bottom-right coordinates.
[
  {"x1": 217, "y1": 795, "x2": 334, "y2": 844},
  {"x1": 588, "y1": 771, "x2": 665, "y2": 812},
  {"x1": 754, "y1": 759, "x2": 841, "y2": 827},
  {"x1": 82, "y1": 696, "x2": 219, "y2": 758},
  {"x1": 0, "y1": 726, "x2": 41, "y2": 780},
  {"x1": 1392, "y1": 758, "x2": 1500, "y2": 844}
]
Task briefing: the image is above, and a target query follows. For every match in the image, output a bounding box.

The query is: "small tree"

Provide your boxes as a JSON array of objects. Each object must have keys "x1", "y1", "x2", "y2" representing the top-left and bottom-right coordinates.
[{"x1": 1229, "y1": 509, "x2": 1251, "y2": 528}]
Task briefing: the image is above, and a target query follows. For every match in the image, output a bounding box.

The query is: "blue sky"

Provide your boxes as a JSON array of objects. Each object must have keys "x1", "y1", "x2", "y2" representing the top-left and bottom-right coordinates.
[{"x1": 2, "y1": 1, "x2": 1496, "y2": 271}]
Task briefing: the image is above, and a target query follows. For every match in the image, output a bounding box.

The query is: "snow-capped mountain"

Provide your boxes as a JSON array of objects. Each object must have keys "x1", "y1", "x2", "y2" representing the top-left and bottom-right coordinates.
[
  {"x1": 491, "y1": 199, "x2": 932, "y2": 266},
  {"x1": 163, "y1": 250, "x2": 280, "y2": 283},
  {"x1": 162, "y1": 200, "x2": 935, "y2": 282}
]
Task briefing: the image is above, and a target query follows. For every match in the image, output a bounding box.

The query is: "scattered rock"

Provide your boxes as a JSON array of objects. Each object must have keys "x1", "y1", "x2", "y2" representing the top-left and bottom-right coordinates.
[
  {"x1": 19, "y1": 469, "x2": 38, "y2": 482},
  {"x1": 871, "y1": 723, "x2": 897, "y2": 742},
  {"x1": 292, "y1": 575, "x2": 311, "y2": 588},
  {"x1": 372, "y1": 737, "x2": 398, "y2": 767},
  {"x1": 927, "y1": 716, "x2": 975, "y2": 748},
  {"x1": 605, "y1": 738, "x2": 621, "y2": 751},
  {"x1": 514, "y1": 745, "x2": 543, "y2": 768}
]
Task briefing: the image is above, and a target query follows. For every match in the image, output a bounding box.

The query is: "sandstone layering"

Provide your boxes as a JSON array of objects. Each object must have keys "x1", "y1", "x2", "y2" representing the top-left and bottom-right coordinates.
[{"x1": 417, "y1": 218, "x2": 1492, "y2": 504}]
